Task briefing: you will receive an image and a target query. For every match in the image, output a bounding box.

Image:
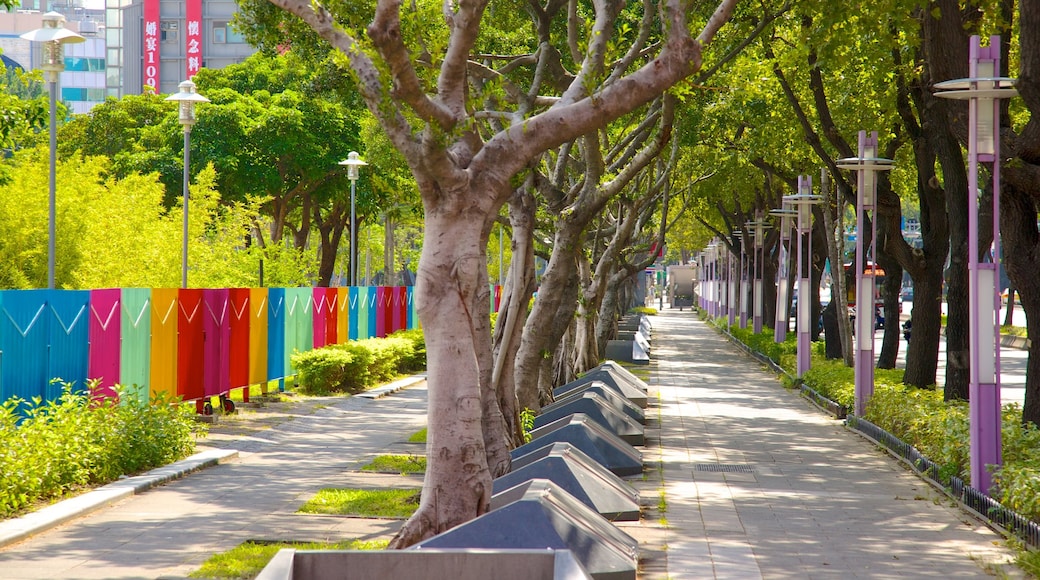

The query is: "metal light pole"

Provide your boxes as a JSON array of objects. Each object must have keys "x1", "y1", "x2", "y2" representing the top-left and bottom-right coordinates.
[
  {"x1": 770, "y1": 206, "x2": 798, "y2": 343},
  {"x1": 837, "y1": 131, "x2": 895, "y2": 417},
  {"x1": 783, "y1": 177, "x2": 822, "y2": 377},
  {"x1": 728, "y1": 236, "x2": 738, "y2": 327},
  {"x1": 22, "y1": 12, "x2": 84, "y2": 289},
  {"x1": 165, "y1": 80, "x2": 209, "y2": 288},
  {"x1": 734, "y1": 232, "x2": 748, "y2": 328},
  {"x1": 746, "y1": 215, "x2": 769, "y2": 334},
  {"x1": 339, "y1": 152, "x2": 368, "y2": 287},
  {"x1": 934, "y1": 35, "x2": 1017, "y2": 494}
]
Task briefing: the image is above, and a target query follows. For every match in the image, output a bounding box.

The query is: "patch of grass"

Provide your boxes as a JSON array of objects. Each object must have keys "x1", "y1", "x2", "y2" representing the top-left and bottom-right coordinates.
[
  {"x1": 361, "y1": 454, "x2": 426, "y2": 474},
  {"x1": 189, "y1": 539, "x2": 387, "y2": 579},
  {"x1": 298, "y1": 488, "x2": 420, "y2": 518},
  {"x1": 407, "y1": 428, "x2": 427, "y2": 443}
]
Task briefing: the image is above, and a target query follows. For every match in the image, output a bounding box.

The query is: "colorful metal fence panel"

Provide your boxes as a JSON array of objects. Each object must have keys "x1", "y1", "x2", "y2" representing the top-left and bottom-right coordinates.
[
  {"x1": 177, "y1": 289, "x2": 205, "y2": 402},
  {"x1": 121, "y1": 288, "x2": 151, "y2": 404},
  {"x1": 248, "y1": 288, "x2": 268, "y2": 386},
  {"x1": 367, "y1": 286, "x2": 378, "y2": 338},
  {"x1": 284, "y1": 287, "x2": 313, "y2": 375},
  {"x1": 376, "y1": 286, "x2": 389, "y2": 338},
  {"x1": 348, "y1": 287, "x2": 360, "y2": 340},
  {"x1": 149, "y1": 289, "x2": 178, "y2": 399},
  {"x1": 325, "y1": 287, "x2": 339, "y2": 345},
  {"x1": 337, "y1": 287, "x2": 350, "y2": 344},
  {"x1": 409, "y1": 286, "x2": 417, "y2": 329},
  {"x1": 392, "y1": 286, "x2": 408, "y2": 334},
  {"x1": 202, "y1": 289, "x2": 230, "y2": 398},
  {"x1": 312, "y1": 287, "x2": 328, "y2": 349},
  {"x1": 88, "y1": 288, "x2": 121, "y2": 399},
  {"x1": 45, "y1": 290, "x2": 90, "y2": 401},
  {"x1": 0, "y1": 290, "x2": 50, "y2": 402},
  {"x1": 0, "y1": 285, "x2": 448, "y2": 408},
  {"x1": 267, "y1": 288, "x2": 286, "y2": 382},
  {"x1": 229, "y1": 288, "x2": 251, "y2": 392}
]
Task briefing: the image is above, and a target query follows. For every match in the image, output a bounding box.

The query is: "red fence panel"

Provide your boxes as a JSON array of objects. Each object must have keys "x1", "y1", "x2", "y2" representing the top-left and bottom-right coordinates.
[
  {"x1": 229, "y1": 288, "x2": 251, "y2": 391},
  {"x1": 177, "y1": 289, "x2": 205, "y2": 401}
]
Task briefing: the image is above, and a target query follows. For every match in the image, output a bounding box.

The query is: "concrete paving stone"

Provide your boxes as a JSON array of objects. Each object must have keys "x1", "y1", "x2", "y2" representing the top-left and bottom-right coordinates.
[{"x1": 0, "y1": 312, "x2": 1032, "y2": 579}]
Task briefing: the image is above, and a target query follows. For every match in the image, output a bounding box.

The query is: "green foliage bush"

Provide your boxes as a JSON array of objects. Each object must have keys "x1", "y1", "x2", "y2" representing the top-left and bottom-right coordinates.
[
  {"x1": 291, "y1": 329, "x2": 427, "y2": 395},
  {"x1": 629, "y1": 306, "x2": 658, "y2": 316},
  {"x1": 0, "y1": 383, "x2": 202, "y2": 518}
]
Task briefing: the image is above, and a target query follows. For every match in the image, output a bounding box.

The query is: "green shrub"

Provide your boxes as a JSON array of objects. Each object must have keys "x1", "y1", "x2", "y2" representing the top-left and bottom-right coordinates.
[
  {"x1": 291, "y1": 330, "x2": 427, "y2": 395},
  {"x1": 0, "y1": 382, "x2": 201, "y2": 518},
  {"x1": 629, "y1": 307, "x2": 658, "y2": 316},
  {"x1": 391, "y1": 329, "x2": 427, "y2": 371}
]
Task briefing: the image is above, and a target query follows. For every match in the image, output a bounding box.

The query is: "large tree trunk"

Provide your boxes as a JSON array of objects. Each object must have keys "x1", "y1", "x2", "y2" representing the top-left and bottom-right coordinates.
[
  {"x1": 491, "y1": 187, "x2": 537, "y2": 442},
  {"x1": 390, "y1": 207, "x2": 494, "y2": 548}
]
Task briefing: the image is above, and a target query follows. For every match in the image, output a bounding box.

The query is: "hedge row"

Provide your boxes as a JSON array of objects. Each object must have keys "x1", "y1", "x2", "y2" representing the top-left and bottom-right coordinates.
[
  {"x1": 290, "y1": 329, "x2": 426, "y2": 395},
  {"x1": 716, "y1": 318, "x2": 1040, "y2": 523},
  {"x1": 1, "y1": 384, "x2": 202, "y2": 518}
]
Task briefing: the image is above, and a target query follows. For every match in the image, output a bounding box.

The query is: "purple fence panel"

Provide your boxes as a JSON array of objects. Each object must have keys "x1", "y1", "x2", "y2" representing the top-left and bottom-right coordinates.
[{"x1": 203, "y1": 288, "x2": 231, "y2": 397}]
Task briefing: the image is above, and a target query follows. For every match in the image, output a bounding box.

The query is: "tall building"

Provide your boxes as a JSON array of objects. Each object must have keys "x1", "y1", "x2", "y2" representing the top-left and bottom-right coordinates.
[
  {"x1": 106, "y1": 0, "x2": 254, "y2": 98},
  {"x1": 1, "y1": 4, "x2": 106, "y2": 114}
]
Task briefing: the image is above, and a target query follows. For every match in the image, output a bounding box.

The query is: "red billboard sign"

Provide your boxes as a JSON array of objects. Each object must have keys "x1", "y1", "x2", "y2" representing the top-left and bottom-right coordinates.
[
  {"x1": 143, "y1": 0, "x2": 160, "y2": 92},
  {"x1": 186, "y1": 0, "x2": 203, "y2": 78}
]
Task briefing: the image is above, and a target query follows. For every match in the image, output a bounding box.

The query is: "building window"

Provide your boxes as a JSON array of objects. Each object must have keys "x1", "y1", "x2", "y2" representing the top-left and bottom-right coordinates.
[
  {"x1": 66, "y1": 57, "x2": 106, "y2": 72},
  {"x1": 213, "y1": 21, "x2": 245, "y2": 44},
  {"x1": 61, "y1": 87, "x2": 107, "y2": 101},
  {"x1": 161, "y1": 20, "x2": 178, "y2": 43}
]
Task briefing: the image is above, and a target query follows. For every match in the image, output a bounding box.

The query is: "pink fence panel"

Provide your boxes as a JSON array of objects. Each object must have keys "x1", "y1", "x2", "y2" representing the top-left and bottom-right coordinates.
[
  {"x1": 203, "y1": 288, "x2": 230, "y2": 398},
  {"x1": 88, "y1": 288, "x2": 121, "y2": 400}
]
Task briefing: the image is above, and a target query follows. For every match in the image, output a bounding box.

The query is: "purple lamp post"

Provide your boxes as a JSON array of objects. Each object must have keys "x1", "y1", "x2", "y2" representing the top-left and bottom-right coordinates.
[
  {"x1": 736, "y1": 232, "x2": 749, "y2": 329},
  {"x1": 783, "y1": 177, "x2": 822, "y2": 377},
  {"x1": 837, "y1": 132, "x2": 895, "y2": 416},
  {"x1": 934, "y1": 35, "x2": 1017, "y2": 494},
  {"x1": 710, "y1": 240, "x2": 721, "y2": 317},
  {"x1": 696, "y1": 250, "x2": 705, "y2": 311},
  {"x1": 770, "y1": 206, "x2": 798, "y2": 343},
  {"x1": 746, "y1": 215, "x2": 769, "y2": 333},
  {"x1": 727, "y1": 239, "x2": 738, "y2": 327}
]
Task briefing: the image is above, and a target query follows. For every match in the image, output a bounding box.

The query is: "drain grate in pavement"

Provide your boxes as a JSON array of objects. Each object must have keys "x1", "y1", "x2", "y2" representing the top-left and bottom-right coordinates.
[{"x1": 693, "y1": 463, "x2": 753, "y2": 473}]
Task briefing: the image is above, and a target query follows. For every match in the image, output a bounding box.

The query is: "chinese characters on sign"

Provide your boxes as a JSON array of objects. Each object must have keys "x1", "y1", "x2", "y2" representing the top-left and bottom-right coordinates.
[
  {"x1": 143, "y1": 0, "x2": 159, "y2": 92},
  {"x1": 186, "y1": 0, "x2": 202, "y2": 78}
]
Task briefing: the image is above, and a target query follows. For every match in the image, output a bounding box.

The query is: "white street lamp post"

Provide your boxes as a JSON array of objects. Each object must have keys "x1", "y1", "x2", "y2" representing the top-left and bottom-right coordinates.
[
  {"x1": 21, "y1": 12, "x2": 84, "y2": 289},
  {"x1": 769, "y1": 206, "x2": 798, "y2": 343},
  {"x1": 783, "y1": 177, "x2": 822, "y2": 377},
  {"x1": 837, "y1": 131, "x2": 895, "y2": 417},
  {"x1": 165, "y1": 80, "x2": 209, "y2": 288},
  {"x1": 339, "y1": 152, "x2": 368, "y2": 287},
  {"x1": 746, "y1": 215, "x2": 769, "y2": 334},
  {"x1": 934, "y1": 35, "x2": 1017, "y2": 494}
]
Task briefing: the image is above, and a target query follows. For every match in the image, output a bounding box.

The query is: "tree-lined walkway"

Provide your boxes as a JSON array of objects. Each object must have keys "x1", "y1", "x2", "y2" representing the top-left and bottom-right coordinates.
[{"x1": 651, "y1": 308, "x2": 1023, "y2": 578}]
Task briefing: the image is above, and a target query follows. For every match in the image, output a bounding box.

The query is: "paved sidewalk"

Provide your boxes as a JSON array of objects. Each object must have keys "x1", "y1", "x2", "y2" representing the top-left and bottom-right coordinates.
[
  {"x1": 0, "y1": 310, "x2": 1026, "y2": 579},
  {"x1": 0, "y1": 386, "x2": 429, "y2": 579},
  {"x1": 650, "y1": 309, "x2": 1022, "y2": 579}
]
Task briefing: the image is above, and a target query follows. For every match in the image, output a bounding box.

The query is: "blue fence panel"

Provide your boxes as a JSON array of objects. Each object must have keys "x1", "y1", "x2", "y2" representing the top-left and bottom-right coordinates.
[
  {"x1": 0, "y1": 290, "x2": 50, "y2": 403},
  {"x1": 267, "y1": 288, "x2": 286, "y2": 382},
  {"x1": 46, "y1": 290, "x2": 90, "y2": 399},
  {"x1": 367, "y1": 286, "x2": 378, "y2": 338},
  {"x1": 348, "y1": 286, "x2": 360, "y2": 341}
]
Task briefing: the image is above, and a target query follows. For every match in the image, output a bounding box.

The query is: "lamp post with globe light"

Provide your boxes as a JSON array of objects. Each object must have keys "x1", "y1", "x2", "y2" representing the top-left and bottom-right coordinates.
[
  {"x1": 21, "y1": 12, "x2": 84, "y2": 289},
  {"x1": 837, "y1": 131, "x2": 895, "y2": 417},
  {"x1": 339, "y1": 152, "x2": 368, "y2": 287},
  {"x1": 165, "y1": 80, "x2": 209, "y2": 288},
  {"x1": 934, "y1": 35, "x2": 1017, "y2": 494}
]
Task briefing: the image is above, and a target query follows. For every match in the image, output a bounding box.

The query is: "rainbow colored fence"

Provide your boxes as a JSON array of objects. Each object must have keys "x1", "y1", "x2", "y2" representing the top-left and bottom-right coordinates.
[{"x1": 0, "y1": 286, "x2": 503, "y2": 409}]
